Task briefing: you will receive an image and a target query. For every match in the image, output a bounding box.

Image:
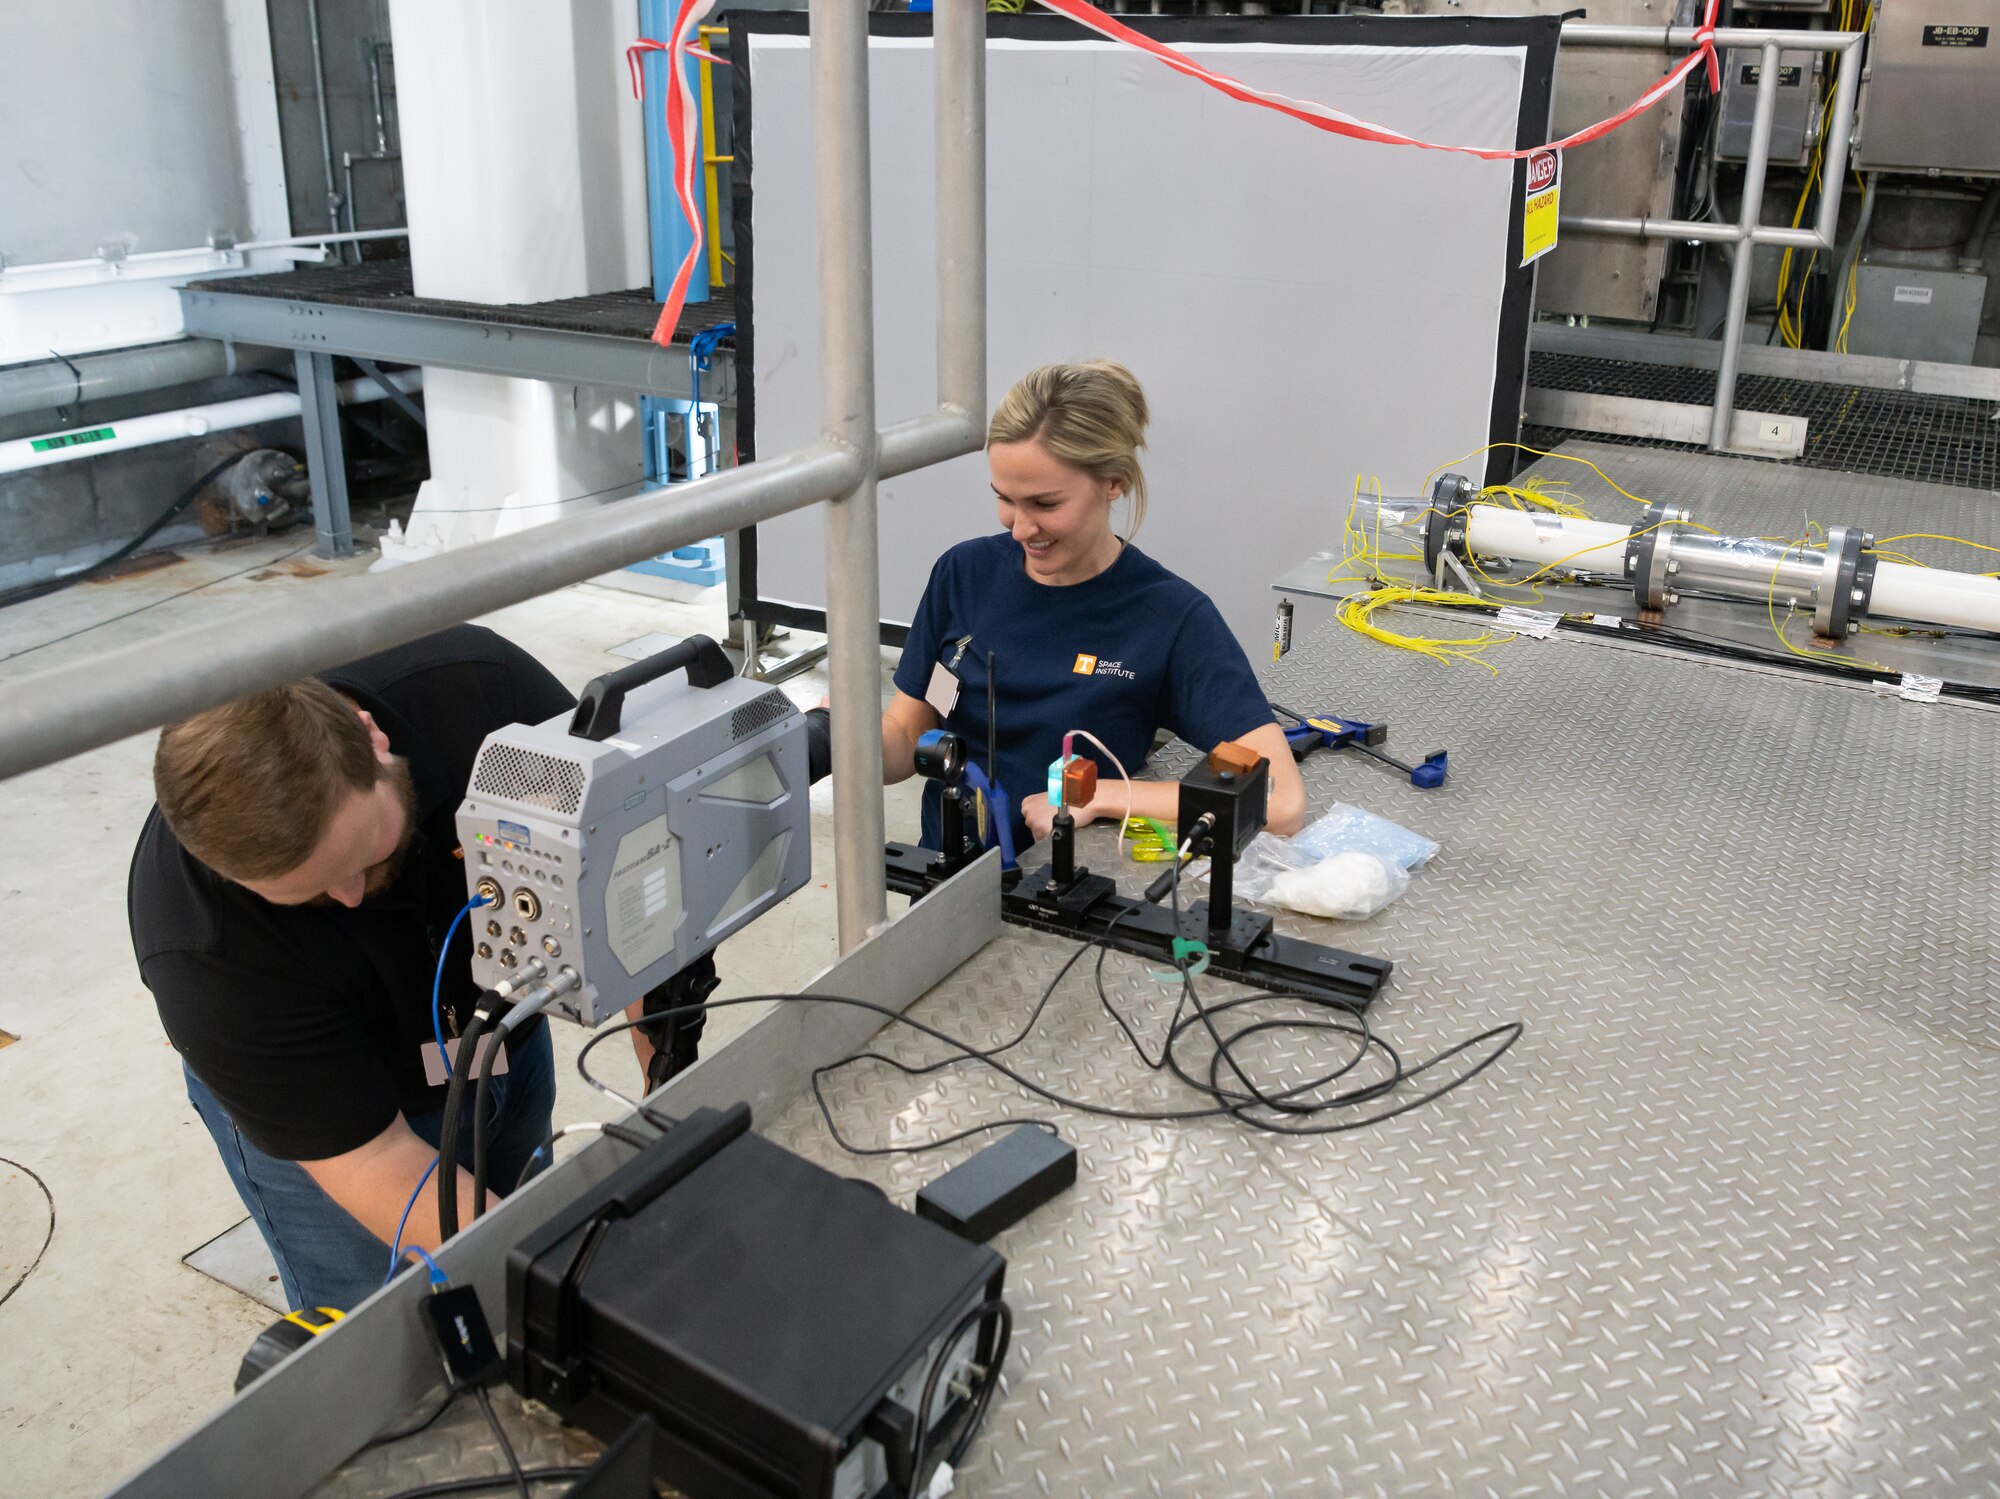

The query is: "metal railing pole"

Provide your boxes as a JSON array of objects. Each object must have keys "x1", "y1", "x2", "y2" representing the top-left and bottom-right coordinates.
[
  {"x1": 876, "y1": 4, "x2": 988, "y2": 479},
  {"x1": 1561, "y1": 23, "x2": 1852, "y2": 50},
  {"x1": 814, "y1": 0, "x2": 890, "y2": 949},
  {"x1": 0, "y1": 444, "x2": 861, "y2": 780},
  {"x1": 935, "y1": 0, "x2": 987, "y2": 441},
  {"x1": 1554, "y1": 20, "x2": 1870, "y2": 412},
  {"x1": 1708, "y1": 41, "x2": 1784, "y2": 451},
  {"x1": 1811, "y1": 35, "x2": 1864, "y2": 247}
]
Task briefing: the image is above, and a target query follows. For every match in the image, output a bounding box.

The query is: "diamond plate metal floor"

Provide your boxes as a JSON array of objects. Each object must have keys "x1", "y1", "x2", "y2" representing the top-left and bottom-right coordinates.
[
  {"x1": 750, "y1": 629, "x2": 2000, "y2": 1498},
  {"x1": 308, "y1": 1383, "x2": 602, "y2": 1499},
  {"x1": 307, "y1": 609, "x2": 2000, "y2": 1498}
]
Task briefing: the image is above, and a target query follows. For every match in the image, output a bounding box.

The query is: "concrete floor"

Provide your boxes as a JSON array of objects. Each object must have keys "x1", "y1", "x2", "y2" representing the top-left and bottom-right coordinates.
[{"x1": 0, "y1": 527, "x2": 919, "y2": 1498}]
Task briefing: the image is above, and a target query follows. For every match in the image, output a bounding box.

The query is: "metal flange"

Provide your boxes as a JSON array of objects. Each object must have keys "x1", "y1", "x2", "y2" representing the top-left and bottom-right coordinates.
[
  {"x1": 1624, "y1": 503, "x2": 1689, "y2": 611},
  {"x1": 1813, "y1": 526, "x2": 1876, "y2": 637},
  {"x1": 1422, "y1": 472, "x2": 1478, "y2": 582}
]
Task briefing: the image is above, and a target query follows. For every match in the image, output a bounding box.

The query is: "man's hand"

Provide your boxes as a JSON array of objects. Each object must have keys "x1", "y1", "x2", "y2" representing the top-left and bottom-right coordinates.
[{"x1": 1021, "y1": 792, "x2": 1098, "y2": 844}]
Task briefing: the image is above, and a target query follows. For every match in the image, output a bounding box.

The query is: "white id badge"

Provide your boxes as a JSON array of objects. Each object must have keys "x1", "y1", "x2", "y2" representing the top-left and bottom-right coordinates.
[
  {"x1": 924, "y1": 660, "x2": 961, "y2": 717},
  {"x1": 421, "y1": 1031, "x2": 509, "y2": 1086}
]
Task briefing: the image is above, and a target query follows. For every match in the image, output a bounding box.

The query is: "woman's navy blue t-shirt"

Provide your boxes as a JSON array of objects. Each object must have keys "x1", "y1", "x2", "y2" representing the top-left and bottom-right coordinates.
[{"x1": 893, "y1": 533, "x2": 1273, "y2": 850}]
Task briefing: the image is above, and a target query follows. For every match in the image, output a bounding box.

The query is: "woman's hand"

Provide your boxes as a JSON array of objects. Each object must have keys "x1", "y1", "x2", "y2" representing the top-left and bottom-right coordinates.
[{"x1": 1021, "y1": 792, "x2": 1098, "y2": 844}]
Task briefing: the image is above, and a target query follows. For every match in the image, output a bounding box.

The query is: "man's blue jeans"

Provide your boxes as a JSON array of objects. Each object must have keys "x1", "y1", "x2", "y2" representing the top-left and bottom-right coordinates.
[{"x1": 184, "y1": 1023, "x2": 556, "y2": 1312}]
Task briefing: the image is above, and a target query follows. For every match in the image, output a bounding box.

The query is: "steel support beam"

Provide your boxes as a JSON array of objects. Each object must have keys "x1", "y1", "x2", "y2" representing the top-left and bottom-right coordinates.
[
  {"x1": 351, "y1": 356, "x2": 428, "y2": 429},
  {"x1": 293, "y1": 349, "x2": 354, "y2": 558},
  {"x1": 179, "y1": 286, "x2": 730, "y2": 401}
]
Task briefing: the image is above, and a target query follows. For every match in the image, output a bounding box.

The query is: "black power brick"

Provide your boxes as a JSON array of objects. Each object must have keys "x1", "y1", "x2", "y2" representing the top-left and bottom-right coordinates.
[{"x1": 915, "y1": 1127, "x2": 1077, "y2": 1242}]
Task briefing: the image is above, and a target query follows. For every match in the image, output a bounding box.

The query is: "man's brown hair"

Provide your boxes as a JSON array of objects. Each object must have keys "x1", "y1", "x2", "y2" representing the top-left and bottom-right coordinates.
[{"x1": 154, "y1": 680, "x2": 380, "y2": 879}]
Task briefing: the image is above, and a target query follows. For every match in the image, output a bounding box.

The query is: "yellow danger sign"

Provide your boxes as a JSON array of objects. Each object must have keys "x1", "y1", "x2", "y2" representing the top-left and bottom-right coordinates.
[{"x1": 1522, "y1": 148, "x2": 1561, "y2": 267}]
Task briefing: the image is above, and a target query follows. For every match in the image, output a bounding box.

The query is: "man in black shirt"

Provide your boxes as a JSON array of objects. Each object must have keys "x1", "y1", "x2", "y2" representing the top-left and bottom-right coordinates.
[{"x1": 129, "y1": 625, "x2": 575, "y2": 1311}]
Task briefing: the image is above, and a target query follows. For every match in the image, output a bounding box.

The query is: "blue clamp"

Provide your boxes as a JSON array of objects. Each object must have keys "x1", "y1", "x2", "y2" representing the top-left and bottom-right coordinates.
[
  {"x1": 961, "y1": 762, "x2": 1017, "y2": 871},
  {"x1": 1284, "y1": 711, "x2": 1448, "y2": 791}
]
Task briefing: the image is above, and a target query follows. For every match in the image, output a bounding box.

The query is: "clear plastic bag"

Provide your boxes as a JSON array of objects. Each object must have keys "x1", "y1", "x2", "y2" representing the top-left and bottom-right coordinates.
[
  {"x1": 1230, "y1": 803, "x2": 1433, "y2": 921},
  {"x1": 1291, "y1": 803, "x2": 1438, "y2": 870},
  {"x1": 1231, "y1": 832, "x2": 1312, "y2": 902}
]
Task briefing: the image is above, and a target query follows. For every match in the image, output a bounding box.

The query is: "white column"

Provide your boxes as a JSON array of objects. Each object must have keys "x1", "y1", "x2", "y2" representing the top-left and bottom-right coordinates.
[{"x1": 377, "y1": 0, "x2": 651, "y2": 566}]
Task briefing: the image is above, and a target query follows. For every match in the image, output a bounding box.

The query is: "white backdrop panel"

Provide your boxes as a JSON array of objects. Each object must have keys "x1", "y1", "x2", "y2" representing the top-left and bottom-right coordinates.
[{"x1": 743, "y1": 29, "x2": 1534, "y2": 649}]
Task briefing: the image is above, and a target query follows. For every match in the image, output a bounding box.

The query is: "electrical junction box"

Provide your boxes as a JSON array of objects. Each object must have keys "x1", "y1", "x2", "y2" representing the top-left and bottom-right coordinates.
[
  {"x1": 1855, "y1": 0, "x2": 2000, "y2": 175},
  {"x1": 1845, "y1": 264, "x2": 1987, "y2": 364},
  {"x1": 1719, "y1": 47, "x2": 1819, "y2": 164},
  {"x1": 456, "y1": 662, "x2": 809, "y2": 1025}
]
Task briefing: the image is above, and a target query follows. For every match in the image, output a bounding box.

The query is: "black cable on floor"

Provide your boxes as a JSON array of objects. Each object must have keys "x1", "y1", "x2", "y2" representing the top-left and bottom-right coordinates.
[
  {"x1": 0, "y1": 452, "x2": 243, "y2": 612},
  {"x1": 361, "y1": 1387, "x2": 460, "y2": 1450},
  {"x1": 0, "y1": 1156, "x2": 55, "y2": 1310},
  {"x1": 574, "y1": 922, "x2": 1522, "y2": 1157},
  {"x1": 375, "y1": 1469, "x2": 585, "y2": 1499},
  {"x1": 806, "y1": 907, "x2": 1135, "y2": 1156},
  {"x1": 474, "y1": 1386, "x2": 531, "y2": 1499}
]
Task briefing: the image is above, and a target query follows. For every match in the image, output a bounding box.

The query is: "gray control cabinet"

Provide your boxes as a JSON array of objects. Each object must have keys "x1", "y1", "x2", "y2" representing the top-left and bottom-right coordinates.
[
  {"x1": 1719, "y1": 48, "x2": 1820, "y2": 164},
  {"x1": 1856, "y1": 0, "x2": 2000, "y2": 175},
  {"x1": 1844, "y1": 263, "x2": 1989, "y2": 363}
]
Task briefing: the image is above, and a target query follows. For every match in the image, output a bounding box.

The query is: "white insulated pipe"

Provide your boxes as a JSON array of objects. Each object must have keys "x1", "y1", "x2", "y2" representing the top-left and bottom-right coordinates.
[
  {"x1": 0, "y1": 370, "x2": 422, "y2": 476},
  {"x1": 1456, "y1": 502, "x2": 2000, "y2": 639},
  {"x1": 1869, "y1": 562, "x2": 2000, "y2": 634},
  {"x1": 1463, "y1": 505, "x2": 1634, "y2": 576}
]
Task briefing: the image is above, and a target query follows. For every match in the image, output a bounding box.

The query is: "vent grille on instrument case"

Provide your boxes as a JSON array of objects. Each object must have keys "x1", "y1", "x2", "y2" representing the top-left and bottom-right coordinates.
[
  {"x1": 471, "y1": 744, "x2": 586, "y2": 814},
  {"x1": 731, "y1": 692, "x2": 792, "y2": 742}
]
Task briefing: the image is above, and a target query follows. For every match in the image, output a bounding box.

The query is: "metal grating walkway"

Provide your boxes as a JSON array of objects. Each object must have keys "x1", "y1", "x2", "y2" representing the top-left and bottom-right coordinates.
[{"x1": 1526, "y1": 350, "x2": 2000, "y2": 490}]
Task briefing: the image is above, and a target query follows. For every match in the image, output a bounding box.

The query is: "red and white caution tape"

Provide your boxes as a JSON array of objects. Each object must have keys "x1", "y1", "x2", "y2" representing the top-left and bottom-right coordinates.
[
  {"x1": 626, "y1": 0, "x2": 721, "y2": 349},
  {"x1": 1028, "y1": 0, "x2": 1721, "y2": 161}
]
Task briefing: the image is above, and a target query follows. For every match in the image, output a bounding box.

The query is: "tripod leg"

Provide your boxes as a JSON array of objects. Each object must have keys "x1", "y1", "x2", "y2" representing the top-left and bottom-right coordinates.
[{"x1": 641, "y1": 953, "x2": 720, "y2": 1094}]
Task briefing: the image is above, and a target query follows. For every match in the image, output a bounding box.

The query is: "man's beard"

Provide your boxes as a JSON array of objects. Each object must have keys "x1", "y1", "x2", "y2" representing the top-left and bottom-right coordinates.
[{"x1": 363, "y1": 757, "x2": 420, "y2": 896}]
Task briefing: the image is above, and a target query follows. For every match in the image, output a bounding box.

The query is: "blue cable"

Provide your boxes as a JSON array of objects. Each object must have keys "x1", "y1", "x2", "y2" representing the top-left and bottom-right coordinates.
[
  {"x1": 431, "y1": 895, "x2": 490, "y2": 1080},
  {"x1": 384, "y1": 1157, "x2": 443, "y2": 1285}
]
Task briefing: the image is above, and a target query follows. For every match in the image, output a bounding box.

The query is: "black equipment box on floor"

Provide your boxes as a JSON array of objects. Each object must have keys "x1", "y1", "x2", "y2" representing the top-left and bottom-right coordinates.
[{"x1": 507, "y1": 1105, "x2": 1006, "y2": 1499}]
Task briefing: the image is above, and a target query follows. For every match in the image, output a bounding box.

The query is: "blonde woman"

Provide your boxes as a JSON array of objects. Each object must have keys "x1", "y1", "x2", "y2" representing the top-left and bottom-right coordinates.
[{"x1": 879, "y1": 360, "x2": 1307, "y2": 851}]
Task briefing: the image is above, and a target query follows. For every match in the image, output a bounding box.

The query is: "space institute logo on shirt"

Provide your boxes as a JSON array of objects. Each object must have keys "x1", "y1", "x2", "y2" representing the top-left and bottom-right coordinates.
[{"x1": 1073, "y1": 653, "x2": 1137, "y2": 681}]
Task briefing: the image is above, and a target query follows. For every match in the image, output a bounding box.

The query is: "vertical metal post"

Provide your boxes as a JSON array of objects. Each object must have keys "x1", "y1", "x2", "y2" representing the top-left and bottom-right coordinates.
[
  {"x1": 1708, "y1": 40, "x2": 1783, "y2": 452},
  {"x1": 1812, "y1": 35, "x2": 1864, "y2": 245},
  {"x1": 294, "y1": 350, "x2": 355, "y2": 558},
  {"x1": 815, "y1": 0, "x2": 889, "y2": 949},
  {"x1": 304, "y1": 0, "x2": 343, "y2": 237},
  {"x1": 935, "y1": 0, "x2": 987, "y2": 425}
]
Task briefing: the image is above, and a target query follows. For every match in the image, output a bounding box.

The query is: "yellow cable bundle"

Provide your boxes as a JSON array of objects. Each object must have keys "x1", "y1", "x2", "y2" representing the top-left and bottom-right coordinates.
[
  {"x1": 1480, "y1": 475, "x2": 1592, "y2": 520},
  {"x1": 1334, "y1": 584, "x2": 1510, "y2": 674},
  {"x1": 1421, "y1": 441, "x2": 1656, "y2": 508}
]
